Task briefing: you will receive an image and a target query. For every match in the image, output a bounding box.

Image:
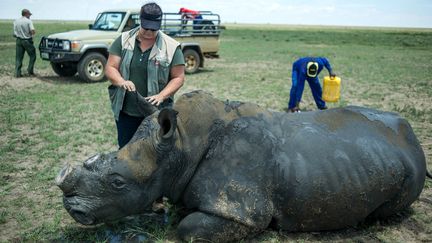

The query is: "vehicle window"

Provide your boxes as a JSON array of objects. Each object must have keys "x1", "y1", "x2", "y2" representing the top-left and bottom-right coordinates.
[
  {"x1": 93, "y1": 12, "x2": 126, "y2": 31},
  {"x1": 123, "y1": 14, "x2": 140, "y2": 31},
  {"x1": 130, "y1": 14, "x2": 140, "y2": 28}
]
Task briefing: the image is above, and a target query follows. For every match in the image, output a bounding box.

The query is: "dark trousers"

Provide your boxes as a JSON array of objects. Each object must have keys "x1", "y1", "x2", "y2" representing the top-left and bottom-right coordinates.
[
  {"x1": 15, "y1": 38, "x2": 36, "y2": 76},
  {"x1": 115, "y1": 111, "x2": 144, "y2": 149}
]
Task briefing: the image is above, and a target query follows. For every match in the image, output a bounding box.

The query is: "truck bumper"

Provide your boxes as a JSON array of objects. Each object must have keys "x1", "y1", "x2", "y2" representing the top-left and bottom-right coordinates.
[
  {"x1": 39, "y1": 37, "x2": 81, "y2": 63},
  {"x1": 39, "y1": 48, "x2": 81, "y2": 63}
]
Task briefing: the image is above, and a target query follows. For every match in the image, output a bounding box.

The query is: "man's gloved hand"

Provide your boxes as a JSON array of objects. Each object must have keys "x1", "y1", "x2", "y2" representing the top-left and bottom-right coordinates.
[{"x1": 330, "y1": 71, "x2": 336, "y2": 78}]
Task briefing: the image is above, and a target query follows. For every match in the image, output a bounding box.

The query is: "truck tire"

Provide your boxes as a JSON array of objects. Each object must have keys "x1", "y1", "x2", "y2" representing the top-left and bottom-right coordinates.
[
  {"x1": 77, "y1": 52, "x2": 107, "y2": 82},
  {"x1": 183, "y1": 49, "x2": 201, "y2": 74},
  {"x1": 51, "y1": 62, "x2": 77, "y2": 77}
]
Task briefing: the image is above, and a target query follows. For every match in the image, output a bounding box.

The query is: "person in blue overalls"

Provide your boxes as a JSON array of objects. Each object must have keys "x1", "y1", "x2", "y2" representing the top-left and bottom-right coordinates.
[{"x1": 288, "y1": 57, "x2": 336, "y2": 113}]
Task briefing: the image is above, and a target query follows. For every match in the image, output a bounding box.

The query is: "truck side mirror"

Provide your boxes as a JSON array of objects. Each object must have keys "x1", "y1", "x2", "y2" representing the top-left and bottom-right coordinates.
[{"x1": 88, "y1": 24, "x2": 93, "y2": 29}]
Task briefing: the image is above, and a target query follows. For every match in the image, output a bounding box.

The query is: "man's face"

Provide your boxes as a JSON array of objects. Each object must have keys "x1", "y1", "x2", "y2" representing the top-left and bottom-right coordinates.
[
  {"x1": 139, "y1": 27, "x2": 158, "y2": 40},
  {"x1": 22, "y1": 10, "x2": 32, "y2": 18}
]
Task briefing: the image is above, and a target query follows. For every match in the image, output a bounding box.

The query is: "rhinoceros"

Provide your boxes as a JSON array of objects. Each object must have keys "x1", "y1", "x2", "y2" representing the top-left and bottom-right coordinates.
[{"x1": 56, "y1": 90, "x2": 427, "y2": 242}]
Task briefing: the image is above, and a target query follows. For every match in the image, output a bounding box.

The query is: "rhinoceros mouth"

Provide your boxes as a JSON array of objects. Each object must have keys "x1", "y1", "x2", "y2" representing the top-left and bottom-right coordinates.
[
  {"x1": 63, "y1": 197, "x2": 96, "y2": 225},
  {"x1": 69, "y1": 208, "x2": 96, "y2": 225}
]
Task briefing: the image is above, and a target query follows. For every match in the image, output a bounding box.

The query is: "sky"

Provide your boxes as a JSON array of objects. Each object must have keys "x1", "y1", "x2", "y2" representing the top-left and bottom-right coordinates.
[{"x1": 1, "y1": 0, "x2": 431, "y2": 28}]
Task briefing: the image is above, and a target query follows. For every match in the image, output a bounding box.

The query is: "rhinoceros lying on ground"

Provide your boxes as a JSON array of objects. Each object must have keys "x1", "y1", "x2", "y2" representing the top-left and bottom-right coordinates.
[{"x1": 56, "y1": 90, "x2": 427, "y2": 242}]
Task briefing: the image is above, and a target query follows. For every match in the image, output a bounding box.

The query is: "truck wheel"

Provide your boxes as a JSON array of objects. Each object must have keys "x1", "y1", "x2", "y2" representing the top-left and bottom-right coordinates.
[
  {"x1": 78, "y1": 52, "x2": 107, "y2": 82},
  {"x1": 183, "y1": 49, "x2": 201, "y2": 74},
  {"x1": 51, "y1": 62, "x2": 77, "y2": 77}
]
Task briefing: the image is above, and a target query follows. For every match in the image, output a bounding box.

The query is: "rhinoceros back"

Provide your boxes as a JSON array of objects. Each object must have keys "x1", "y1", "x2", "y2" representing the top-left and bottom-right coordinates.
[
  {"x1": 185, "y1": 105, "x2": 426, "y2": 232},
  {"x1": 271, "y1": 106, "x2": 426, "y2": 231}
]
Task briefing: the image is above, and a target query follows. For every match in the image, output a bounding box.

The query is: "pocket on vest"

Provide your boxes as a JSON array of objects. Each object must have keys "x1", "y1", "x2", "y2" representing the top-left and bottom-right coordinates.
[
  {"x1": 157, "y1": 60, "x2": 170, "y2": 86},
  {"x1": 108, "y1": 85, "x2": 125, "y2": 113}
]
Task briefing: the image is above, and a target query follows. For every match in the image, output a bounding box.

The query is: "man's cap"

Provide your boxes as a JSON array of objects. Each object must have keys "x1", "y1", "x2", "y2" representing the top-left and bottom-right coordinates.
[
  {"x1": 140, "y1": 3, "x2": 162, "y2": 30},
  {"x1": 22, "y1": 9, "x2": 32, "y2": 16}
]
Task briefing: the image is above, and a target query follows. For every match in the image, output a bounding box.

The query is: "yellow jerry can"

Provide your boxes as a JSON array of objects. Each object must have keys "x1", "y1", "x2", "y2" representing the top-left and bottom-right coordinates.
[{"x1": 322, "y1": 76, "x2": 341, "y2": 102}]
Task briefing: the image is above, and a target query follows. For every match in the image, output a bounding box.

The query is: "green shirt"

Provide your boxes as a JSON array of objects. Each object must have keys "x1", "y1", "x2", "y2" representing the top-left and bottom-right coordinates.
[{"x1": 109, "y1": 36, "x2": 185, "y2": 117}]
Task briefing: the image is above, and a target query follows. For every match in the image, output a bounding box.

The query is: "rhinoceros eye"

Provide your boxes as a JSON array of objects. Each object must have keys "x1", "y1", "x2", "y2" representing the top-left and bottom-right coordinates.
[{"x1": 111, "y1": 177, "x2": 126, "y2": 189}]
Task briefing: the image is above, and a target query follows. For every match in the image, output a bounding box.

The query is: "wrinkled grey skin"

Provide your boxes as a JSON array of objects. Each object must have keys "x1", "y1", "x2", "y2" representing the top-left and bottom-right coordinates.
[{"x1": 56, "y1": 90, "x2": 427, "y2": 242}]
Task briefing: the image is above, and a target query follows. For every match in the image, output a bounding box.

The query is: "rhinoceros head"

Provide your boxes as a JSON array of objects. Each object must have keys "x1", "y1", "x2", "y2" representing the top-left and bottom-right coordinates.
[{"x1": 56, "y1": 109, "x2": 180, "y2": 225}]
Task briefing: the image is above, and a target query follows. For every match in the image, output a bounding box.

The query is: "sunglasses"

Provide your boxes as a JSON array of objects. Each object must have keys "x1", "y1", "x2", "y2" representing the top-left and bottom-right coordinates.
[{"x1": 143, "y1": 28, "x2": 158, "y2": 32}]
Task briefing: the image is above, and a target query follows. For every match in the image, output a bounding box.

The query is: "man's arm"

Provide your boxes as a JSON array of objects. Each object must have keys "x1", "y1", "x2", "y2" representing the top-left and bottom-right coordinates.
[
  {"x1": 322, "y1": 58, "x2": 336, "y2": 77},
  {"x1": 105, "y1": 54, "x2": 136, "y2": 92},
  {"x1": 145, "y1": 65, "x2": 185, "y2": 106},
  {"x1": 29, "y1": 21, "x2": 35, "y2": 36}
]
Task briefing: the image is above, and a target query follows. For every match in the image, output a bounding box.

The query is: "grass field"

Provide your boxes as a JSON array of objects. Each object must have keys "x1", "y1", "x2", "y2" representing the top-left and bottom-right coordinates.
[{"x1": 0, "y1": 20, "x2": 431, "y2": 242}]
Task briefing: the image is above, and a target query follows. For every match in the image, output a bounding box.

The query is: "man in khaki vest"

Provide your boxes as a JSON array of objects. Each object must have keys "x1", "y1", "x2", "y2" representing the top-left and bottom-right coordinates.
[
  {"x1": 106, "y1": 2, "x2": 185, "y2": 149},
  {"x1": 13, "y1": 9, "x2": 36, "y2": 77}
]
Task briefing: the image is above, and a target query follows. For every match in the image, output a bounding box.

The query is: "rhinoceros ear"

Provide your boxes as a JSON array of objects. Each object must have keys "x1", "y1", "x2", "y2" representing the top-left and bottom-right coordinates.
[{"x1": 157, "y1": 108, "x2": 178, "y2": 139}]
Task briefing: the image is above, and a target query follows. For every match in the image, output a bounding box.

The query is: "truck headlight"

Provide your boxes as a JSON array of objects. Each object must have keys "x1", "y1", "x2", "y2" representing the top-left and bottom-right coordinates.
[{"x1": 62, "y1": 40, "x2": 71, "y2": 51}]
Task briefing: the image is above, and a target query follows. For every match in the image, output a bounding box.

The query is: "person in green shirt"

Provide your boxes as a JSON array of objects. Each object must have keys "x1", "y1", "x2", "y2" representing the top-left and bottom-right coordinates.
[
  {"x1": 13, "y1": 9, "x2": 36, "y2": 77},
  {"x1": 106, "y1": 2, "x2": 185, "y2": 149}
]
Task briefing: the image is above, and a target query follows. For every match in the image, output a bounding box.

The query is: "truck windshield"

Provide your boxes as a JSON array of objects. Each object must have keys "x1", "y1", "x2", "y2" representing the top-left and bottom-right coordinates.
[{"x1": 92, "y1": 12, "x2": 126, "y2": 31}]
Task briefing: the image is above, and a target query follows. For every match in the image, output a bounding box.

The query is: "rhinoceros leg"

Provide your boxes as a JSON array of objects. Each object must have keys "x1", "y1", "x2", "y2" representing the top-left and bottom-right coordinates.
[
  {"x1": 369, "y1": 170, "x2": 424, "y2": 219},
  {"x1": 177, "y1": 211, "x2": 259, "y2": 242}
]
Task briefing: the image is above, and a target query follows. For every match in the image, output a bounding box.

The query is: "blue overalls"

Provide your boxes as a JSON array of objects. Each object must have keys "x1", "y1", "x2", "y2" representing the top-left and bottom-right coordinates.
[{"x1": 288, "y1": 57, "x2": 333, "y2": 110}]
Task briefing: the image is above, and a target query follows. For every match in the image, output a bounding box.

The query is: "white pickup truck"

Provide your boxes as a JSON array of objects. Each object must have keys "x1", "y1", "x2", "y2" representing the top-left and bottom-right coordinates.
[{"x1": 39, "y1": 9, "x2": 221, "y2": 82}]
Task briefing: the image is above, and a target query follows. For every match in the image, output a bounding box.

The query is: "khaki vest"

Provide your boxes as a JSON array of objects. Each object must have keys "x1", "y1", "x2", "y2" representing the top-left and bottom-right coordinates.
[{"x1": 109, "y1": 27, "x2": 180, "y2": 120}]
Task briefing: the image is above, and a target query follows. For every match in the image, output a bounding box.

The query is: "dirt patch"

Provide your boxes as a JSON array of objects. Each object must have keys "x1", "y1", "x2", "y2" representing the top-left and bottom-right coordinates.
[{"x1": 0, "y1": 73, "x2": 47, "y2": 90}]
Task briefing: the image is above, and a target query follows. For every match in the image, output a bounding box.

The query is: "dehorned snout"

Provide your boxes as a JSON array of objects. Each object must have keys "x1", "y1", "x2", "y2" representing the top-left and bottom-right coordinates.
[{"x1": 55, "y1": 164, "x2": 80, "y2": 195}]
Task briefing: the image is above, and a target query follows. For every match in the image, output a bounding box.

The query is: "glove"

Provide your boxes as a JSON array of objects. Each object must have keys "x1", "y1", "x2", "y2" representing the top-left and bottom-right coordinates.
[{"x1": 330, "y1": 71, "x2": 336, "y2": 78}]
